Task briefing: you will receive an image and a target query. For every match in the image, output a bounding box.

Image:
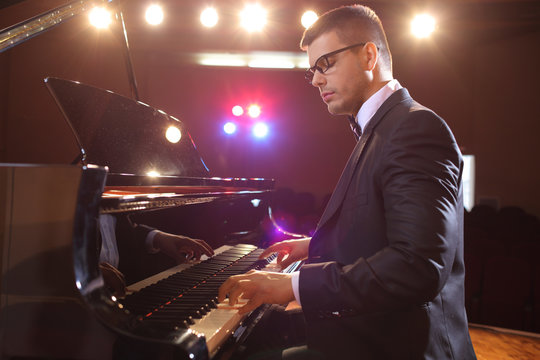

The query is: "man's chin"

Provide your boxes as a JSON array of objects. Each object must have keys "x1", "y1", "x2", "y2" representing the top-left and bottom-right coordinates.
[{"x1": 326, "y1": 103, "x2": 347, "y2": 116}]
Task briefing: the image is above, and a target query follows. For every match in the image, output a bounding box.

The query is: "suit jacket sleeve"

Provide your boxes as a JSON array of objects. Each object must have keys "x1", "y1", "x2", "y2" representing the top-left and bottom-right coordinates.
[{"x1": 299, "y1": 106, "x2": 463, "y2": 315}]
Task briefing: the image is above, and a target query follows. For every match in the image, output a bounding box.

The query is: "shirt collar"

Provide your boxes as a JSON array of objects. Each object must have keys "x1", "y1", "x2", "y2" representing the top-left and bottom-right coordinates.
[{"x1": 355, "y1": 79, "x2": 402, "y2": 131}]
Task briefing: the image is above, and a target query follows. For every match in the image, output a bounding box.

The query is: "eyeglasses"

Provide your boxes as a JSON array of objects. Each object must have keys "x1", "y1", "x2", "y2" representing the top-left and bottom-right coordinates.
[{"x1": 305, "y1": 42, "x2": 367, "y2": 84}]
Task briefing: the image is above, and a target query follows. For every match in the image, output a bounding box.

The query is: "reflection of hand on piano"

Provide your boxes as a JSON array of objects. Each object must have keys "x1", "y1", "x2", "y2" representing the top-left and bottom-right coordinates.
[
  {"x1": 218, "y1": 269, "x2": 295, "y2": 315},
  {"x1": 99, "y1": 262, "x2": 126, "y2": 297},
  {"x1": 153, "y1": 231, "x2": 214, "y2": 263},
  {"x1": 259, "y1": 238, "x2": 311, "y2": 271}
]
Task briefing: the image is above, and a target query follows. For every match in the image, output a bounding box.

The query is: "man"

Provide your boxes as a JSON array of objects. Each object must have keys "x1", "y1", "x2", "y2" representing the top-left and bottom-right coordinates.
[{"x1": 219, "y1": 5, "x2": 476, "y2": 359}]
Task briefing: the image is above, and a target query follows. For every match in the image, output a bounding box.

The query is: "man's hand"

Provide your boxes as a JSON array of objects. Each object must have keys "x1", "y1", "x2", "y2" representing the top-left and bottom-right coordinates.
[
  {"x1": 153, "y1": 232, "x2": 214, "y2": 263},
  {"x1": 218, "y1": 270, "x2": 295, "y2": 314},
  {"x1": 259, "y1": 238, "x2": 311, "y2": 270}
]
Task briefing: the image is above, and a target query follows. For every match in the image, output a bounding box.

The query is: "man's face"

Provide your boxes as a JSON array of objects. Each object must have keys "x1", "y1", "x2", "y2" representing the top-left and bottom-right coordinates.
[{"x1": 307, "y1": 31, "x2": 370, "y2": 115}]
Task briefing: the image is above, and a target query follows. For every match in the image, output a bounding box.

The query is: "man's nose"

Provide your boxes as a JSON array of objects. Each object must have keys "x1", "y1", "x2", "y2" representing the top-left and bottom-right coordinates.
[{"x1": 311, "y1": 70, "x2": 325, "y2": 87}]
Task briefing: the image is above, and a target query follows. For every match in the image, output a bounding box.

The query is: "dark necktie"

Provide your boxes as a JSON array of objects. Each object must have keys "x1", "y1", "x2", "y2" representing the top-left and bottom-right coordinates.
[{"x1": 348, "y1": 115, "x2": 362, "y2": 141}]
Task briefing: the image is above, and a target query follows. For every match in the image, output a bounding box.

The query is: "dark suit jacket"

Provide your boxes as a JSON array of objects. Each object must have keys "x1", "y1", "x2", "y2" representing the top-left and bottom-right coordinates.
[{"x1": 298, "y1": 89, "x2": 476, "y2": 359}]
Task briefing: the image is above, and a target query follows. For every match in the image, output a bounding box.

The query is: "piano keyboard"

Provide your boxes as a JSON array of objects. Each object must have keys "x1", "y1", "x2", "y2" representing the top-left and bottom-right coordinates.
[{"x1": 121, "y1": 244, "x2": 292, "y2": 357}]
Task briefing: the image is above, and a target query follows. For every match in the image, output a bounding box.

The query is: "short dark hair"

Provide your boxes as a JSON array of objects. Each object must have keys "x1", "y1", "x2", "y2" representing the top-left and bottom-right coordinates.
[{"x1": 300, "y1": 5, "x2": 392, "y2": 72}]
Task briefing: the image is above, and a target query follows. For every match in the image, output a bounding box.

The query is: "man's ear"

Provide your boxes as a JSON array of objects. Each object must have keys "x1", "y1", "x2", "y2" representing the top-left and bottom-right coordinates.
[{"x1": 364, "y1": 42, "x2": 379, "y2": 71}]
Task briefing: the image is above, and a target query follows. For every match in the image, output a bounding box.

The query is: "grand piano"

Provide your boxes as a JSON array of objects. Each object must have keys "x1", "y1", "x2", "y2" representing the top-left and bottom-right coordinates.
[
  {"x1": 0, "y1": 2, "x2": 302, "y2": 359},
  {"x1": 0, "y1": 67, "x2": 303, "y2": 360}
]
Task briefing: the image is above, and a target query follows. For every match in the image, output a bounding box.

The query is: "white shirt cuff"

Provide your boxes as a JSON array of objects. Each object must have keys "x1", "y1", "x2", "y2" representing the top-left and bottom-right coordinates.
[
  {"x1": 145, "y1": 230, "x2": 160, "y2": 254},
  {"x1": 291, "y1": 270, "x2": 301, "y2": 306}
]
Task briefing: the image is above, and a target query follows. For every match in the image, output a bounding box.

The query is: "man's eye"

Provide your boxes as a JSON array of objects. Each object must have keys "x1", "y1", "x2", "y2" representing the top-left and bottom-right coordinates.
[{"x1": 324, "y1": 59, "x2": 335, "y2": 71}]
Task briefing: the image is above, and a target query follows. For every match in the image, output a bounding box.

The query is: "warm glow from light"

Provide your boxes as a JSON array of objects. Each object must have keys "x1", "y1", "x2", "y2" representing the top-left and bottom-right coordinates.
[
  {"x1": 200, "y1": 57, "x2": 247, "y2": 67},
  {"x1": 301, "y1": 10, "x2": 318, "y2": 29},
  {"x1": 200, "y1": 7, "x2": 219, "y2": 28},
  {"x1": 248, "y1": 58, "x2": 295, "y2": 69},
  {"x1": 252, "y1": 122, "x2": 269, "y2": 138},
  {"x1": 145, "y1": 4, "x2": 164, "y2": 25},
  {"x1": 196, "y1": 52, "x2": 308, "y2": 69},
  {"x1": 89, "y1": 7, "x2": 112, "y2": 29},
  {"x1": 232, "y1": 105, "x2": 244, "y2": 116},
  {"x1": 224, "y1": 122, "x2": 237, "y2": 134},
  {"x1": 147, "y1": 171, "x2": 160, "y2": 177},
  {"x1": 165, "y1": 126, "x2": 182, "y2": 143},
  {"x1": 247, "y1": 104, "x2": 261, "y2": 118},
  {"x1": 298, "y1": 57, "x2": 310, "y2": 69},
  {"x1": 240, "y1": 4, "x2": 267, "y2": 32},
  {"x1": 411, "y1": 14, "x2": 436, "y2": 38}
]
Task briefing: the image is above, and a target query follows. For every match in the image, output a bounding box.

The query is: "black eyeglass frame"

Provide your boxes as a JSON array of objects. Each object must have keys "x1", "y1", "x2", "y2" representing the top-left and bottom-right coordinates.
[{"x1": 305, "y1": 42, "x2": 368, "y2": 84}]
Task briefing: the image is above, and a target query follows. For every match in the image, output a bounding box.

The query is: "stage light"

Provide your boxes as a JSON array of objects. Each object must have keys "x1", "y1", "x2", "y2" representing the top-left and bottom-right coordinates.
[
  {"x1": 200, "y1": 7, "x2": 218, "y2": 28},
  {"x1": 240, "y1": 4, "x2": 267, "y2": 33},
  {"x1": 145, "y1": 4, "x2": 164, "y2": 25},
  {"x1": 147, "y1": 170, "x2": 160, "y2": 177},
  {"x1": 411, "y1": 14, "x2": 436, "y2": 38},
  {"x1": 89, "y1": 6, "x2": 112, "y2": 29},
  {"x1": 224, "y1": 122, "x2": 237, "y2": 135},
  {"x1": 252, "y1": 122, "x2": 269, "y2": 138},
  {"x1": 247, "y1": 104, "x2": 261, "y2": 118},
  {"x1": 232, "y1": 105, "x2": 244, "y2": 116},
  {"x1": 165, "y1": 126, "x2": 181, "y2": 143},
  {"x1": 301, "y1": 10, "x2": 318, "y2": 29}
]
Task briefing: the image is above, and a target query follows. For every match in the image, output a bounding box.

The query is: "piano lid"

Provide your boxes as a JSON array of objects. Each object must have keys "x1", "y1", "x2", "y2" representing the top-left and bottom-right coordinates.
[{"x1": 44, "y1": 77, "x2": 209, "y2": 177}]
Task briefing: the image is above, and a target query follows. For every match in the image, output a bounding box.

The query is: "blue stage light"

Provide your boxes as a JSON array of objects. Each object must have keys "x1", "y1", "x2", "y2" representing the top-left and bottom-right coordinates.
[
  {"x1": 252, "y1": 122, "x2": 269, "y2": 138},
  {"x1": 224, "y1": 122, "x2": 237, "y2": 134}
]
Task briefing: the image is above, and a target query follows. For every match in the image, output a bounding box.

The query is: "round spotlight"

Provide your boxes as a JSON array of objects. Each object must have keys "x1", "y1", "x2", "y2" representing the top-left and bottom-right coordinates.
[
  {"x1": 224, "y1": 122, "x2": 237, "y2": 135},
  {"x1": 165, "y1": 126, "x2": 182, "y2": 143},
  {"x1": 240, "y1": 4, "x2": 267, "y2": 33},
  {"x1": 252, "y1": 122, "x2": 269, "y2": 138},
  {"x1": 89, "y1": 7, "x2": 112, "y2": 29},
  {"x1": 247, "y1": 104, "x2": 261, "y2": 118},
  {"x1": 301, "y1": 10, "x2": 318, "y2": 29},
  {"x1": 146, "y1": 4, "x2": 164, "y2": 25},
  {"x1": 232, "y1": 105, "x2": 244, "y2": 116},
  {"x1": 411, "y1": 14, "x2": 436, "y2": 38},
  {"x1": 201, "y1": 7, "x2": 218, "y2": 28}
]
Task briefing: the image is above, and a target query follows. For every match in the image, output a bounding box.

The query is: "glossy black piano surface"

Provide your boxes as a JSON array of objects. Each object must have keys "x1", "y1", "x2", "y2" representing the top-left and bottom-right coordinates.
[{"x1": 0, "y1": 78, "x2": 295, "y2": 360}]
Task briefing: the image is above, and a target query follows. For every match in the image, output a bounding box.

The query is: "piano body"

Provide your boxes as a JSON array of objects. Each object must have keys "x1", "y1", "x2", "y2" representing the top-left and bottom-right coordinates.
[
  {"x1": 0, "y1": 3, "x2": 302, "y2": 359},
  {"x1": 0, "y1": 80, "x2": 298, "y2": 360}
]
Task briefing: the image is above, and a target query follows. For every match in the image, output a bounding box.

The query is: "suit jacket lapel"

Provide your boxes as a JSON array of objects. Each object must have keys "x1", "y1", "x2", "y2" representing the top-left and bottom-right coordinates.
[{"x1": 316, "y1": 88, "x2": 412, "y2": 230}]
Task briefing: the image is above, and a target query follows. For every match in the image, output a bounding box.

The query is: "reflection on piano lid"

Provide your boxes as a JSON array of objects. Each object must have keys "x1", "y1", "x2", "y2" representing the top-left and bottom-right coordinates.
[
  {"x1": 101, "y1": 174, "x2": 274, "y2": 213},
  {"x1": 44, "y1": 76, "x2": 210, "y2": 177}
]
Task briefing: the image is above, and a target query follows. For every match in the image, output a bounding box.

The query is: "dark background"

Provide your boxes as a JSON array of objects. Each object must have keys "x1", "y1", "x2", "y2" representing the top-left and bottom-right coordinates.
[{"x1": 1, "y1": 0, "x2": 539, "y2": 216}]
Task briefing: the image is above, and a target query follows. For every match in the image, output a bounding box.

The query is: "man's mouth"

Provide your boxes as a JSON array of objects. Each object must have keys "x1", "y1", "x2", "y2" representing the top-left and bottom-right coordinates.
[{"x1": 321, "y1": 91, "x2": 334, "y2": 103}]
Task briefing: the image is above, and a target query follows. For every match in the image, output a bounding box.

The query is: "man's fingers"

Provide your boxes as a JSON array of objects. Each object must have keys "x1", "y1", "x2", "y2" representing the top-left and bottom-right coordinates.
[
  {"x1": 227, "y1": 285, "x2": 244, "y2": 306},
  {"x1": 238, "y1": 295, "x2": 264, "y2": 315},
  {"x1": 176, "y1": 250, "x2": 193, "y2": 263},
  {"x1": 260, "y1": 243, "x2": 292, "y2": 260},
  {"x1": 195, "y1": 239, "x2": 214, "y2": 257},
  {"x1": 259, "y1": 243, "x2": 285, "y2": 259},
  {"x1": 191, "y1": 249, "x2": 202, "y2": 260},
  {"x1": 279, "y1": 257, "x2": 294, "y2": 271},
  {"x1": 276, "y1": 251, "x2": 287, "y2": 264},
  {"x1": 218, "y1": 275, "x2": 246, "y2": 303},
  {"x1": 218, "y1": 277, "x2": 234, "y2": 303}
]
